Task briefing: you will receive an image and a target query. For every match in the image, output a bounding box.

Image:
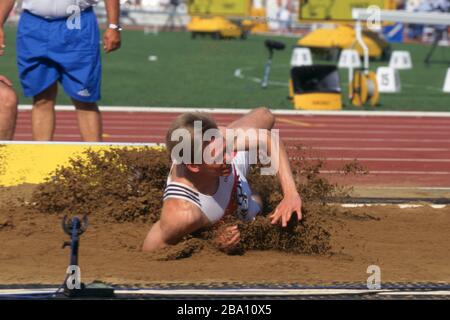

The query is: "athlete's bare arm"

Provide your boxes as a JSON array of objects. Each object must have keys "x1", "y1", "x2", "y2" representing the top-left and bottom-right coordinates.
[
  {"x1": 224, "y1": 107, "x2": 302, "y2": 227},
  {"x1": 267, "y1": 137, "x2": 302, "y2": 227},
  {"x1": 227, "y1": 107, "x2": 275, "y2": 130},
  {"x1": 142, "y1": 198, "x2": 209, "y2": 252}
]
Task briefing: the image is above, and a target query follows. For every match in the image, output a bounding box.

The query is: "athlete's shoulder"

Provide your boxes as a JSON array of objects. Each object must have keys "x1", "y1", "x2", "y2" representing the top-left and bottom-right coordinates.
[
  {"x1": 164, "y1": 181, "x2": 201, "y2": 206},
  {"x1": 162, "y1": 195, "x2": 200, "y2": 212},
  {"x1": 160, "y1": 197, "x2": 209, "y2": 234}
]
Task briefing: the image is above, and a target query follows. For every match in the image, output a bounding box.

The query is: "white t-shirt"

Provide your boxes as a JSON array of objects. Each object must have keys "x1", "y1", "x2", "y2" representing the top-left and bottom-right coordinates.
[{"x1": 22, "y1": 0, "x2": 99, "y2": 19}]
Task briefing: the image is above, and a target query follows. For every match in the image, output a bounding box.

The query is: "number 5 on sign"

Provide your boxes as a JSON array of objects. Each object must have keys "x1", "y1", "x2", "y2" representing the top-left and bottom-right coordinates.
[
  {"x1": 376, "y1": 67, "x2": 401, "y2": 93},
  {"x1": 367, "y1": 265, "x2": 381, "y2": 290}
]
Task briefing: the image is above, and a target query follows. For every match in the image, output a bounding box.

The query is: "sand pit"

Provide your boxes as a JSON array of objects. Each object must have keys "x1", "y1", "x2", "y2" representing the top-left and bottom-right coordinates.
[{"x1": 0, "y1": 148, "x2": 449, "y2": 286}]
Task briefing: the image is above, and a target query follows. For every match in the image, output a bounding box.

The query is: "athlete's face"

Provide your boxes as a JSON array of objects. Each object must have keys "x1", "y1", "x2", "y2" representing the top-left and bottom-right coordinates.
[{"x1": 197, "y1": 136, "x2": 232, "y2": 177}]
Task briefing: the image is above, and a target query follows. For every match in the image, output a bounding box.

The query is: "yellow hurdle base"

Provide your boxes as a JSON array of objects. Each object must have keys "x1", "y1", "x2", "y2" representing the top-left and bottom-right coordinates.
[{"x1": 293, "y1": 93, "x2": 342, "y2": 110}]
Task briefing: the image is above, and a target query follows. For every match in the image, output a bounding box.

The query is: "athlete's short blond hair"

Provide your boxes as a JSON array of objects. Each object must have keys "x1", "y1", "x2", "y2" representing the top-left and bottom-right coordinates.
[{"x1": 165, "y1": 112, "x2": 218, "y2": 163}]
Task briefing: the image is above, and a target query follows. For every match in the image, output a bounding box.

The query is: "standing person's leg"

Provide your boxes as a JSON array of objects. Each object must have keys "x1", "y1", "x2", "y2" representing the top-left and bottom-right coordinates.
[
  {"x1": 17, "y1": 11, "x2": 59, "y2": 141},
  {"x1": 57, "y1": 7, "x2": 103, "y2": 142},
  {"x1": 0, "y1": 79, "x2": 18, "y2": 140},
  {"x1": 32, "y1": 82, "x2": 57, "y2": 141},
  {"x1": 72, "y1": 99, "x2": 102, "y2": 142}
]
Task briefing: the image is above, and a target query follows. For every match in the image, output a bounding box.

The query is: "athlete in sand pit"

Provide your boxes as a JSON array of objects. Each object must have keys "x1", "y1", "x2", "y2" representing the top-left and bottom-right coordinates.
[{"x1": 142, "y1": 108, "x2": 302, "y2": 252}]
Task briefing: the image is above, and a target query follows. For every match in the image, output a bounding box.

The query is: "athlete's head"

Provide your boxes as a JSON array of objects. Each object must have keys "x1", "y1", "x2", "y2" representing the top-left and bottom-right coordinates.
[{"x1": 165, "y1": 113, "x2": 232, "y2": 177}]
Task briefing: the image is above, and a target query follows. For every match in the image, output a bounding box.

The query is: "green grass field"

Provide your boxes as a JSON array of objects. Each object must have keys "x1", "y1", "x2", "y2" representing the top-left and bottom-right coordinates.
[{"x1": 1, "y1": 25, "x2": 449, "y2": 111}]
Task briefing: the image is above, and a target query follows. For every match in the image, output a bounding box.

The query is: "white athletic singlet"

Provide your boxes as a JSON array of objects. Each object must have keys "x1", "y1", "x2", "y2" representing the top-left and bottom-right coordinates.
[{"x1": 163, "y1": 151, "x2": 260, "y2": 224}]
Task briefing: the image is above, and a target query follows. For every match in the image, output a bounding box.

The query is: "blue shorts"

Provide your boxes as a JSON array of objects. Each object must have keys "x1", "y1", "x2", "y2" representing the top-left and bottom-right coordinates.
[{"x1": 16, "y1": 8, "x2": 101, "y2": 102}]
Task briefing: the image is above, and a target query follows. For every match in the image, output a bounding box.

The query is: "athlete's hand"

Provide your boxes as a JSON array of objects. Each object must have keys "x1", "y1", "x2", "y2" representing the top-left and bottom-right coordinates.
[
  {"x1": 214, "y1": 225, "x2": 241, "y2": 253},
  {"x1": 103, "y1": 29, "x2": 121, "y2": 53},
  {"x1": 0, "y1": 28, "x2": 5, "y2": 56},
  {"x1": 0, "y1": 75, "x2": 12, "y2": 86},
  {"x1": 270, "y1": 192, "x2": 302, "y2": 227}
]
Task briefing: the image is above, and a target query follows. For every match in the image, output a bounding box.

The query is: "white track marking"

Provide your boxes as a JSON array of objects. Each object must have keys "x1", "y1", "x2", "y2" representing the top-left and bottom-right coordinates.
[
  {"x1": 399, "y1": 204, "x2": 423, "y2": 208},
  {"x1": 431, "y1": 205, "x2": 447, "y2": 209},
  {"x1": 402, "y1": 83, "x2": 442, "y2": 92},
  {"x1": 233, "y1": 65, "x2": 290, "y2": 87},
  {"x1": 341, "y1": 204, "x2": 448, "y2": 209},
  {"x1": 277, "y1": 124, "x2": 450, "y2": 130},
  {"x1": 114, "y1": 288, "x2": 387, "y2": 296},
  {"x1": 1, "y1": 288, "x2": 449, "y2": 297},
  {"x1": 285, "y1": 124, "x2": 450, "y2": 130},
  {"x1": 377, "y1": 291, "x2": 450, "y2": 296},
  {"x1": 342, "y1": 203, "x2": 386, "y2": 208},
  {"x1": 314, "y1": 157, "x2": 450, "y2": 162},
  {"x1": 17, "y1": 105, "x2": 450, "y2": 117},
  {"x1": 0, "y1": 289, "x2": 56, "y2": 295},
  {"x1": 365, "y1": 187, "x2": 450, "y2": 189},
  {"x1": 0, "y1": 288, "x2": 383, "y2": 296},
  {"x1": 320, "y1": 170, "x2": 450, "y2": 175},
  {"x1": 305, "y1": 147, "x2": 450, "y2": 151},
  {"x1": 284, "y1": 137, "x2": 450, "y2": 143},
  {"x1": 278, "y1": 128, "x2": 450, "y2": 135}
]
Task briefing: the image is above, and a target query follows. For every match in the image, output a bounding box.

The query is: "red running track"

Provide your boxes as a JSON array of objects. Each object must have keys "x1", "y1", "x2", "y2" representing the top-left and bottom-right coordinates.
[{"x1": 13, "y1": 110, "x2": 450, "y2": 188}]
